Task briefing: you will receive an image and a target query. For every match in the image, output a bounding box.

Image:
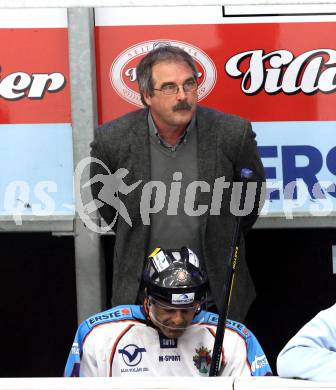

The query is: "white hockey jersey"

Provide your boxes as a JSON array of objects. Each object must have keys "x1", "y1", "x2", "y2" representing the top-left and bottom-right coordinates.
[{"x1": 64, "y1": 305, "x2": 272, "y2": 377}]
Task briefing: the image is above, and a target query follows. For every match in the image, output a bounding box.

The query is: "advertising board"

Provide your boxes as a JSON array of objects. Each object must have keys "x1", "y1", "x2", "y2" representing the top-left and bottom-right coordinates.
[
  {"x1": 0, "y1": 9, "x2": 74, "y2": 224},
  {"x1": 94, "y1": 6, "x2": 336, "y2": 222}
]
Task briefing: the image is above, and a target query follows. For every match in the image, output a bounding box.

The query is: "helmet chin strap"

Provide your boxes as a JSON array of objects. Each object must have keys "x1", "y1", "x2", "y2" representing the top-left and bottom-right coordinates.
[
  {"x1": 147, "y1": 307, "x2": 159, "y2": 327},
  {"x1": 146, "y1": 304, "x2": 162, "y2": 329},
  {"x1": 143, "y1": 287, "x2": 150, "y2": 308}
]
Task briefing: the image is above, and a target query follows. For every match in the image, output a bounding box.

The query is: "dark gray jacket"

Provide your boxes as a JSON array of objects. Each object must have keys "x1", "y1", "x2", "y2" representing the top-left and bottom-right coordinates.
[{"x1": 90, "y1": 106, "x2": 265, "y2": 321}]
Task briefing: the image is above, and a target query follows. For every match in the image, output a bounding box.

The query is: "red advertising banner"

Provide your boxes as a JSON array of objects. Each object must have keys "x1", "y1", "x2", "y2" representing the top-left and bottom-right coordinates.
[
  {"x1": 0, "y1": 10, "x2": 73, "y2": 218},
  {"x1": 0, "y1": 28, "x2": 70, "y2": 124},
  {"x1": 95, "y1": 22, "x2": 336, "y2": 125},
  {"x1": 94, "y1": 8, "x2": 336, "y2": 220}
]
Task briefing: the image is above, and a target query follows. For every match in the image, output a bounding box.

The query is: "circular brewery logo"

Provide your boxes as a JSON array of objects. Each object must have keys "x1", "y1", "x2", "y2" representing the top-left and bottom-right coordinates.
[{"x1": 110, "y1": 40, "x2": 217, "y2": 107}]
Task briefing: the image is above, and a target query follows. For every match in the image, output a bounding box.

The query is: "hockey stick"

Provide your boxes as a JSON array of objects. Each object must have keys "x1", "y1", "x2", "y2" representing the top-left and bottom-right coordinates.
[{"x1": 209, "y1": 168, "x2": 253, "y2": 377}]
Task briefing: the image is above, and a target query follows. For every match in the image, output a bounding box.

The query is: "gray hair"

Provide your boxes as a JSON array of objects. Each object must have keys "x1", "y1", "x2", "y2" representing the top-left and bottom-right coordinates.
[{"x1": 136, "y1": 45, "x2": 199, "y2": 107}]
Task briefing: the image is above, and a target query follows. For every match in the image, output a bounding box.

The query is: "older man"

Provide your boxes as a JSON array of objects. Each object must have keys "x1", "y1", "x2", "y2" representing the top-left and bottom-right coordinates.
[{"x1": 90, "y1": 45, "x2": 265, "y2": 321}]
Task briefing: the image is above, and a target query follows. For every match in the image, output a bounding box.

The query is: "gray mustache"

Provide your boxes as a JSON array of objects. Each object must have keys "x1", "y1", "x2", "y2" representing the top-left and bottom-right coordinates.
[{"x1": 172, "y1": 101, "x2": 193, "y2": 111}]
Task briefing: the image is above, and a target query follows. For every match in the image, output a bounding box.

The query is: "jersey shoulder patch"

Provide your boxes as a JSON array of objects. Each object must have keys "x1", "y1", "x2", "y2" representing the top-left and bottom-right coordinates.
[
  {"x1": 195, "y1": 312, "x2": 250, "y2": 338},
  {"x1": 85, "y1": 305, "x2": 145, "y2": 329},
  {"x1": 225, "y1": 319, "x2": 250, "y2": 338},
  {"x1": 192, "y1": 310, "x2": 218, "y2": 325}
]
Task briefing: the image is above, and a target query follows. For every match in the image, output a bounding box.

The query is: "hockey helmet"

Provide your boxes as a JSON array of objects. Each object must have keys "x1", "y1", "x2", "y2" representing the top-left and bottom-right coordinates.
[{"x1": 142, "y1": 246, "x2": 208, "y2": 306}]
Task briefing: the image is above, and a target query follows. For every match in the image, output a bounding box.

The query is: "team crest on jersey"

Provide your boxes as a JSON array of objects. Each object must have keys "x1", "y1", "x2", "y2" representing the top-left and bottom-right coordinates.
[{"x1": 193, "y1": 346, "x2": 212, "y2": 375}]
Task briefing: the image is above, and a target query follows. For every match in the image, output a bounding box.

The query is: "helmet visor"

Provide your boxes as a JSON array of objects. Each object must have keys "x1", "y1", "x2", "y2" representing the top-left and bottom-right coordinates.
[{"x1": 148, "y1": 296, "x2": 205, "y2": 337}]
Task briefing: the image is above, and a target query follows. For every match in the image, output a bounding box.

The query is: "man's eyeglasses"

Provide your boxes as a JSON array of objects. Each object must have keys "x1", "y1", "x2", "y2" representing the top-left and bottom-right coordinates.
[{"x1": 153, "y1": 79, "x2": 198, "y2": 95}]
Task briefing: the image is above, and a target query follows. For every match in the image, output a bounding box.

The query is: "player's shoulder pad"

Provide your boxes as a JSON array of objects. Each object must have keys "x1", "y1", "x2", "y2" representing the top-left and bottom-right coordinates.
[
  {"x1": 225, "y1": 319, "x2": 250, "y2": 338},
  {"x1": 84, "y1": 305, "x2": 145, "y2": 329},
  {"x1": 195, "y1": 310, "x2": 220, "y2": 325},
  {"x1": 196, "y1": 312, "x2": 250, "y2": 338}
]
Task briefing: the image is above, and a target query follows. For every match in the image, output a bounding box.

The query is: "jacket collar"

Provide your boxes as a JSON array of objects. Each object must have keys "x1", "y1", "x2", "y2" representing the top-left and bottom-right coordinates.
[
  {"x1": 130, "y1": 109, "x2": 151, "y2": 182},
  {"x1": 196, "y1": 106, "x2": 217, "y2": 189},
  {"x1": 130, "y1": 106, "x2": 217, "y2": 188}
]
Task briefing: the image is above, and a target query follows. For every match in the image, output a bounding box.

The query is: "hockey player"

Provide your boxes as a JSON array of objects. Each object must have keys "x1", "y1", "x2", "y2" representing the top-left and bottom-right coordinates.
[{"x1": 64, "y1": 247, "x2": 272, "y2": 377}]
